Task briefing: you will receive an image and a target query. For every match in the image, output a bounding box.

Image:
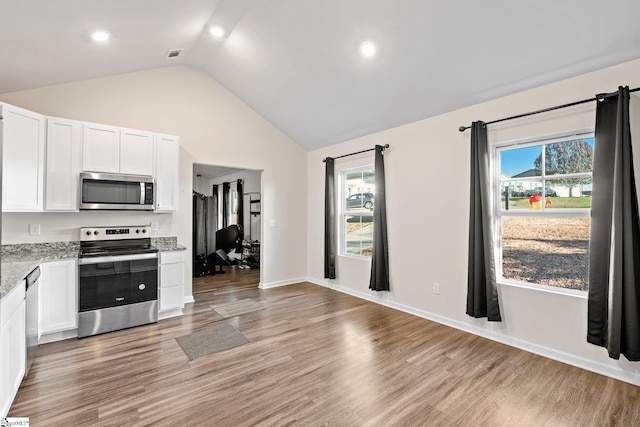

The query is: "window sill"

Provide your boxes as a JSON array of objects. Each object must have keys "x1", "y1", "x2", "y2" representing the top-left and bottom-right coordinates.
[
  {"x1": 338, "y1": 253, "x2": 372, "y2": 262},
  {"x1": 499, "y1": 279, "x2": 588, "y2": 299}
]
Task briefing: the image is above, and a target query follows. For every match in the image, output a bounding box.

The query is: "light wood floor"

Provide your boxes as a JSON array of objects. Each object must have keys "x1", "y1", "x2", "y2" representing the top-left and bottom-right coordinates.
[{"x1": 9, "y1": 267, "x2": 640, "y2": 426}]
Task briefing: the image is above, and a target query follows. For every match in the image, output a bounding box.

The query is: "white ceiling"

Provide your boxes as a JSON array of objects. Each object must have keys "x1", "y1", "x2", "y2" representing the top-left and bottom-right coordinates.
[
  {"x1": 193, "y1": 163, "x2": 244, "y2": 180},
  {"x1": 2, "y1": 0, "x2": 640, "y2": 151}
]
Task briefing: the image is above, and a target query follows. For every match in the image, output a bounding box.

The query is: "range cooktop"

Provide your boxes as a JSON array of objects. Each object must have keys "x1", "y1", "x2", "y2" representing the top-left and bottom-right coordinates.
[{"x1": 79, "y1": 225, "x2": 158, "y2": 258}]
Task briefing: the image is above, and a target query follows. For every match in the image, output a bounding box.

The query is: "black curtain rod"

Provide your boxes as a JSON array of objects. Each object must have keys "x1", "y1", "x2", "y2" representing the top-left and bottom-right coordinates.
[
  {"x1": 323, "y1": 144, "x2": 389, "y2": 163},
  {"x1": 458, "y1": 86, "x2": 640, "y2": 132}
]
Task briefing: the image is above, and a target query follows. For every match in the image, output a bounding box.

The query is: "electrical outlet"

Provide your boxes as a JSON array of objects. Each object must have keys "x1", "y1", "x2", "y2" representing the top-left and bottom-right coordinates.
[
  {"x1": 29, "y1": 224, "x2": 41, "y2": 236},
  {"x1": 433, "y1": 282, "x2": 440, "y2": 295},
  {"x1": 151, "y1": 221, "x2": 159, "y2": 231}
]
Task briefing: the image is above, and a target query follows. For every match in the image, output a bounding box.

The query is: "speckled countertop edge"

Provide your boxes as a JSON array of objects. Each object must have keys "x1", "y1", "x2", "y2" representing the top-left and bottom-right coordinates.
[
  {"x1": 1, "y1": 247, "x2": 79, "y2": 299},
  {"x1": 1, "y1": 237, "x2": 186, "y2": 300}
]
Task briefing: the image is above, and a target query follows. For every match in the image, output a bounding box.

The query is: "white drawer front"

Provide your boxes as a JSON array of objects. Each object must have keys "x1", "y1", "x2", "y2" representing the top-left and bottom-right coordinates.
[
  {"x1": 160, "y1": 251, "x2": 183, "y2": 264},
  {"x1": 1, "y1": 282, "x2": 26, "y2": 327}
]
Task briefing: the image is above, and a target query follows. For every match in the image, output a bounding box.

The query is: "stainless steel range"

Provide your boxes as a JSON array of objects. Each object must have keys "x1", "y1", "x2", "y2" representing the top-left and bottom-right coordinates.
[{"x1": 77, "y1": 225, "x2": 158, "y2": 338}]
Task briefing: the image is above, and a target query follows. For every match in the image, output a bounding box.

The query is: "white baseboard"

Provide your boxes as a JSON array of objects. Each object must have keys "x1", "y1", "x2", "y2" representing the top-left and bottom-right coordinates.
[
  {"x1": 259, "y1": 277, "x2": 307, "y2": 289},
  {"x1": 183, "y1": 295, "x2": 195, "y2": 304},
  {"x1": 39, "y1": 329, "x2": 77, "y2": 344},
  {"x1": 306, "y1": 276, "x2": 640, "y2": 387},
  {"x1": 159, "y1": 308, "x2": 183, "y2": 320}
]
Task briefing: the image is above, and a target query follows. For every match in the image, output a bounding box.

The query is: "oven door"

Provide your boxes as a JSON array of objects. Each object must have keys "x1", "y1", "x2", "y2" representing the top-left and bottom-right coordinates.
[{"x1": 78, "y1": 253, "x2": 158, "y2": 312}]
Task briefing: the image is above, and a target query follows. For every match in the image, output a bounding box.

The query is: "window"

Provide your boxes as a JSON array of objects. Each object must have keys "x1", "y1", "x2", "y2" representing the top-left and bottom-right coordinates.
[
  {"x1": 495, "y1": 132, "x2": 594, "y2": 291},
  {"x1": 341, "y1": 166, "x2": 375, "y2": 257}
]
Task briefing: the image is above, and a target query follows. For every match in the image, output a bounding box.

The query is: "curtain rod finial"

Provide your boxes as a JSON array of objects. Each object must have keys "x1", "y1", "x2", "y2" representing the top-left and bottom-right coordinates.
[{"x1": 459, "y1": 126, "x2": 468, "y2": 132}]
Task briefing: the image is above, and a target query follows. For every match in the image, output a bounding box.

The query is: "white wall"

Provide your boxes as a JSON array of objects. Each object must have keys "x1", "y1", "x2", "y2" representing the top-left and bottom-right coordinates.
[
  {"x1": 307, "y1": 58, "x2": 640, "y2": 385},
  {"x1": 0, "y1": 64, "x2": 308, "y2": 295}
]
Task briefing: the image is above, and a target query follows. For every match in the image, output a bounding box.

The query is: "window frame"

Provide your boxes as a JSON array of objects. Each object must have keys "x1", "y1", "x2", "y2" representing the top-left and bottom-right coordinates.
[
  {"x1": 339, "y1": 164, "x2": 375, "y2": 260},
  {"x1": 491, "y1": 129, "x2": 594, "y2": 295}
]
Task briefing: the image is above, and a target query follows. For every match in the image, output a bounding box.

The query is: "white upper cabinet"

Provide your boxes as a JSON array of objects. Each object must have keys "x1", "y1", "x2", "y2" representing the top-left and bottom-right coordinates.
[
  {"x1": 154, "y1": 134, "x2": 180, "y2": 212},
  {"x1": 82, "y1": 122, "x2": 120, "y2": 174},
  {"x1": 120, "y1": 128, "x2": 154, "y2": 176},
  {"x1": 45, "y1": 117, "x2": 82, "y2": 211},
  {"x1": 82, "y1": 123, "x2": 153, "y2": 176},
  {"x1": 1, "y1": 103, "x2": 46, "y2": 212}
]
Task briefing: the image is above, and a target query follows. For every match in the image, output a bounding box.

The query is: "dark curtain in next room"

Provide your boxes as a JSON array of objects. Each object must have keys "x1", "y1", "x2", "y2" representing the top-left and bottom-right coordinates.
[
  {"x1": 222, "y1": 182, "x2": 230, "y2": 228},
  {"x1": 466, "y1": 121, "x2": 501, "y2": 321},
  {"x1": 212, "y1": 184, "x2": 219, "y2": 234},
  {"x1": 324, "y1": 157, "x2": 336, "y2": 279},
  {"x1": 369, "y1": 145, "x2": 390, "y2": 292},
  {"x1": 587, "y1": 86, "x2": 640, "y2": 361},
  {"x1": 236, "y1": 179, "x2": 244, "y2": 252}
]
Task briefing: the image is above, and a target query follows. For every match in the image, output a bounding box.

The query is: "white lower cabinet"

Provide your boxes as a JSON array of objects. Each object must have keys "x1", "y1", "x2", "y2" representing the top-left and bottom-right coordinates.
[
  {"x1": 159, "y1": 251, "x2": 184, "y2": 318},
  {"x1": 0, "y1": 283, "x2": 26, "y2": 419},
  {"x1": 40, "y1": 260, "x2": 77, "y2": 339}
]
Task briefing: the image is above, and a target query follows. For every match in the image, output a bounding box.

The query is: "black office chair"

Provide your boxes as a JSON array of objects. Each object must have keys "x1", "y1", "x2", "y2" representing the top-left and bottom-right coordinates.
[{"x1": 209, "y1": 225, "x2": 243, "y2": 274}]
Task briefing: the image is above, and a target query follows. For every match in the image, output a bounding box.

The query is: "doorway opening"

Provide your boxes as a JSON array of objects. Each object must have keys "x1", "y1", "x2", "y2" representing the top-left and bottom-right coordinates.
[{"x1": 192, "y1": 163, "x2": 262, "y2": 281}]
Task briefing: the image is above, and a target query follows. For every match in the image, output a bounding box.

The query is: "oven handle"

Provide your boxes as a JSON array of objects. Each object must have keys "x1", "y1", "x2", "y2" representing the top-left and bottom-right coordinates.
[{"x1": 78, "y1": 252, "x2": 158, "y2": 265}]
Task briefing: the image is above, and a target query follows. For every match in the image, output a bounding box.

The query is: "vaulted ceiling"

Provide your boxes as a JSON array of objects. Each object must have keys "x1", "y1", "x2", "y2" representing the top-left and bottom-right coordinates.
[{"x1": 2, "y1": 0, "x2": 640, "y2": 150}]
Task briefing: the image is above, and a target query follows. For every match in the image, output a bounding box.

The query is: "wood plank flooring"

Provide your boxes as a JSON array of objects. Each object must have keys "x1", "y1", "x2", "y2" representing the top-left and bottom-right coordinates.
[{"x1": 9, "y1": 266, "x2": 640, "y2": 426}]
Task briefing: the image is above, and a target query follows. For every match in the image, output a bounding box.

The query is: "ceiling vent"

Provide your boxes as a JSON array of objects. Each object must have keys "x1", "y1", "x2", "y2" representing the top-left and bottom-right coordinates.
[{"x1": 166, "y1": 48, "x2": 183, "y2": 60}]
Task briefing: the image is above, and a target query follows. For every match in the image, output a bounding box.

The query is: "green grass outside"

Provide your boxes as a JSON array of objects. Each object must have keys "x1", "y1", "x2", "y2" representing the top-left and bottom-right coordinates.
[{"x1": 502, "y1": 196, "x2": 592, "y2": 210}]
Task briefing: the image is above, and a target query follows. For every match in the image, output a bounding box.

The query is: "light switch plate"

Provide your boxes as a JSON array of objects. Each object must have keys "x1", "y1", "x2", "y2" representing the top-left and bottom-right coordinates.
[{"x1": 29, "y1": 224, "x2": 41, "y2": 235}]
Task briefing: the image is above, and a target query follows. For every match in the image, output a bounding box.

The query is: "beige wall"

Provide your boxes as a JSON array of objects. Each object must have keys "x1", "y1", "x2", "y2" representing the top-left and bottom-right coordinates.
[
  {"x1": 0, "y1": 65, "x2": 308, "y2": 295},
  {"x1": 307, "y1": 58, "x2": 640, "y2": 385}
]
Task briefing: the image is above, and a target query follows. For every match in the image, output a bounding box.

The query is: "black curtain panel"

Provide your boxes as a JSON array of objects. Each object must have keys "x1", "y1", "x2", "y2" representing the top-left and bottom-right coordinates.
[
  {"x1": 222, "y1": 182, "x2": 230, "y2": 228},
  {"x1": 193, "y1": 194, "x2": 206, "y2": 257},
  {"x1": 236, "y1": 179, "x2": 244, "y2": 252},
  {"x1": 212, "y1": 184, "x2": 219, "y2": 232},
  {"x1": 369, "y1": 145, "x2": 390, "y2": 292},
  {"x1": 324, "y1": 157, "x2": 336, "y2": 279},
  {"x1": 587, "y1": 86, "x2": 640, "y2": 361},
  {"x1": 205, "y1": 196, "x2": 216, "y2": 256},
  {"x1": 237, "y1": 179, "x2": 244, "y2": 231},
  {"x1": 466, "y1": 121, "x2": 502, "y2": 321}
]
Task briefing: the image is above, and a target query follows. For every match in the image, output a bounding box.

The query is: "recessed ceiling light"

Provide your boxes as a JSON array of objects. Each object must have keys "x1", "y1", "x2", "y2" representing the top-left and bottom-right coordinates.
[
  {"x1": 91, "y1": 31, "x2": 110, "y2": 42},
  {"x1": 360, "y1": 41, "x2": 376, "y2": 58},
  {"x1": 209, "y1": 26, "x2": 226, "y2": 38}
]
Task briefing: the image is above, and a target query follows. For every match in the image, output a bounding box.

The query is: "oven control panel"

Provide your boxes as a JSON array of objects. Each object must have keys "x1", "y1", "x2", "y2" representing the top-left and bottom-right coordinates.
[{"x1": 80, "y1": 225, "x2": 151, "y2": 241}]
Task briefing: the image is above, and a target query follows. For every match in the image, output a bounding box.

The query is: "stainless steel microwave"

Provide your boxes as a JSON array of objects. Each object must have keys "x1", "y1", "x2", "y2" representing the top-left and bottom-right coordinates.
[{"x1": 79, "y1": 172, "x2": 154, "y2": 210}]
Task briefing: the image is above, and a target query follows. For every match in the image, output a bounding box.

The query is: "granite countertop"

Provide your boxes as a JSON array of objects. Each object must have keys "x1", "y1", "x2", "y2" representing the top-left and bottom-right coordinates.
[
  {"x1": 151, "y1": 237, "x2": 186, "y2": 252},
  {"x1": 1, "y1": 237, "x2": 185, "y2": 300},
  {"x1": 1, "y1": 242, "x2": 80, "y2": 299}
]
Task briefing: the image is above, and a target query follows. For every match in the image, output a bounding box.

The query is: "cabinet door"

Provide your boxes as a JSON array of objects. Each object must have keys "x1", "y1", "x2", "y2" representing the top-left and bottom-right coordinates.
[
  {"x1": 159, "y1": 252, "x2": 184, "y2": 312},
  {"x1": 0, "y1": 300, "x2": 26, "y2": 418},
  {"x1": 154, "y1": 134, "x2": 180, "y2": 212},
  {"x1": 46, "y1": 118, "x2": 82, "y2": 211},
  {"x1": 82, "y1": 123, "x2": 120, "y2": 173},
  {"x1": 120, "y1": 128, "x2": 154, "y2": 176},
  {"x1": 1, "y1": 103, "x2": 45, "y2": 212},
  {"x1": 40, "y1": 260, "x2": 77, "y2": 335},
  {"x1": 160, "y1": 286, "x2": 184, "y2": 311}
]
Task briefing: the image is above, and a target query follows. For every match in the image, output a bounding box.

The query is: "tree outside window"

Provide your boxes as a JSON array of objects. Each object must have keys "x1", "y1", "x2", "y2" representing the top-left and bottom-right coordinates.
[{"x1": 497, "y1": 134, "x2": 593, "y2": 291}]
